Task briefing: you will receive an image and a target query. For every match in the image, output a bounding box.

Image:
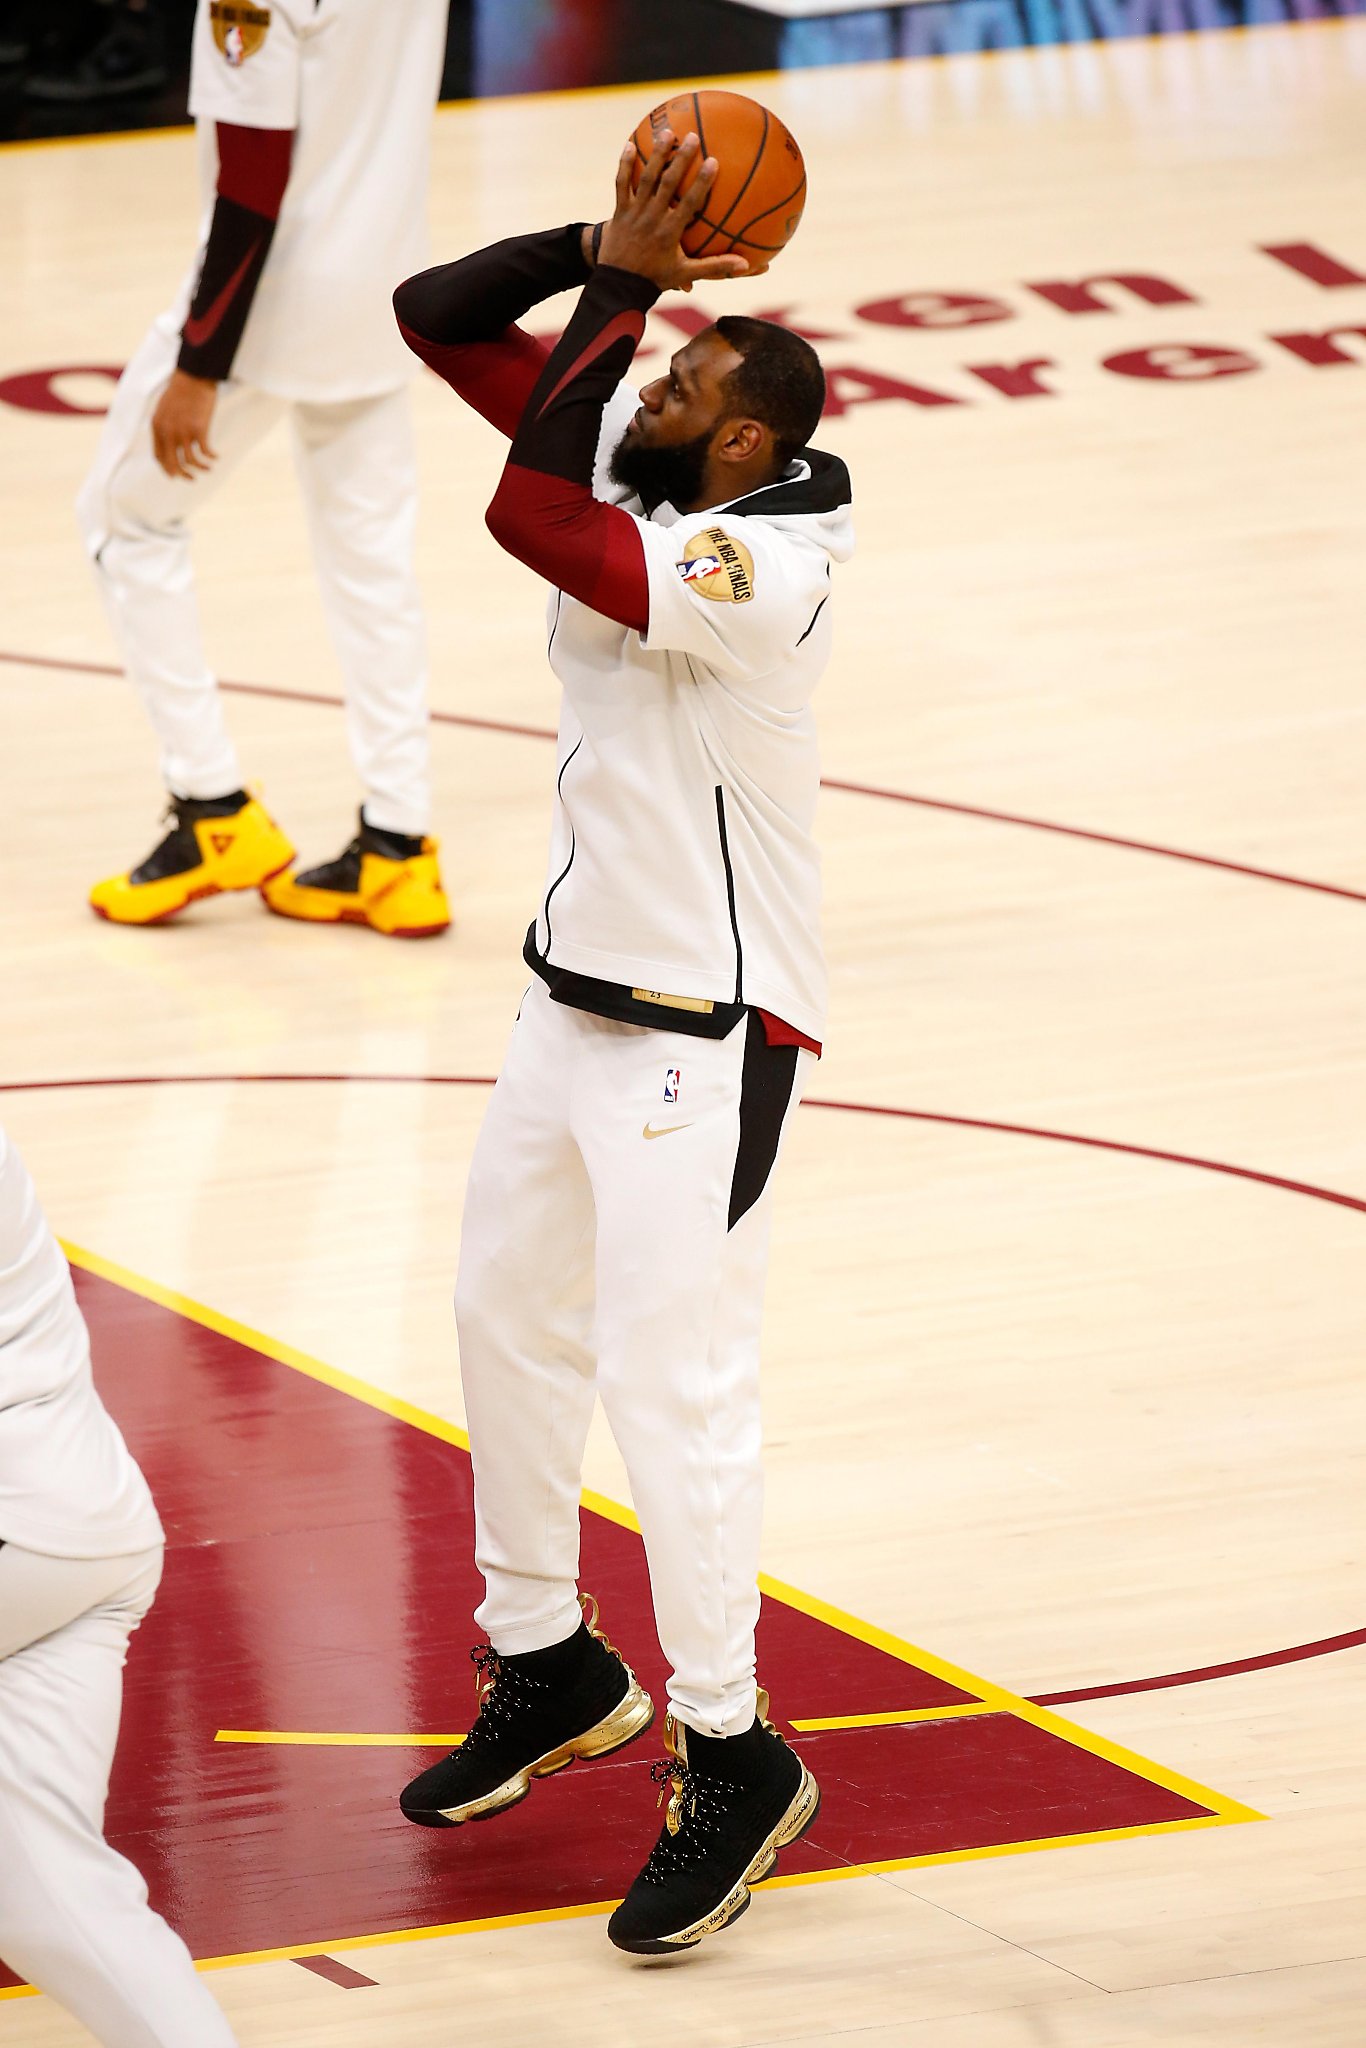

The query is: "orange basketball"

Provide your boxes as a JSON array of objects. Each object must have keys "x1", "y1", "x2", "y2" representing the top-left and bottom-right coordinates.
[{"x1": 628, "y1": 88, "x2": 806, "y2": 266}]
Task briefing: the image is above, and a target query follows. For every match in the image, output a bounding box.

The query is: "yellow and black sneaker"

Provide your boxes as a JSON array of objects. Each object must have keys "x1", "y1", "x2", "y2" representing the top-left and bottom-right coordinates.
[
  {"x1": 90, "y1": 790, "x2": 294, "y2": 926},
  {"x1": 607, "y1": 1694, "x2": 821, "y2": 1955},
  {"x1": 399, "y1": 1599, "x2": 654, "y2": 1828},
  {"x1": 261, "y1": 811, "x2": 451, "y2": 937}
]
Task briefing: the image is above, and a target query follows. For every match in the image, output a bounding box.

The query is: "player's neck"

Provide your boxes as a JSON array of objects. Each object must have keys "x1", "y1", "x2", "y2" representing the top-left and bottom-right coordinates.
[{"x1": 686, "y1": 455, "x2": 785, "y2": 514}]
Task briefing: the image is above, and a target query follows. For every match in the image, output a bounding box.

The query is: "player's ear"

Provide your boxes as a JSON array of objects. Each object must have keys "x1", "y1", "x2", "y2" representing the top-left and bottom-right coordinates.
[{"x1": 718, "y1": 416, "x2": 765, "y2": 462}]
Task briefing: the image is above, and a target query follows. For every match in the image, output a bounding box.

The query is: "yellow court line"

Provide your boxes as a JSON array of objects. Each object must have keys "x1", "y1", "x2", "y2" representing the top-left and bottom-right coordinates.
[
  {"x1": 753, "y1": 1564, "x2": 1263, "y2": 1830},
  {"x1": 216, "y1": 1730, "x2": 465, "y2": 1748},
  {"x1": 62, "y1": 1236, "x2": 644, "y2": 1531},
  {"x1": 760, "y1": 1811, "x2": 1233, "y2": 1892},
  {"x1": 0, "y1": 1811, "x2": 1234, "y2": 2003},
  {"x1": 63, "y1": 1238, "x2": 476, "y2": 1456},
  {"x1": 792, "y1": 1702, "x2": 998, "y2": 1732},
  {"x1": 216, "y1": 1704, "x2": 993, "y2": 1743},
  {"x1": 217, "y1": 1705, "x2": 996, "y2": 1744}
]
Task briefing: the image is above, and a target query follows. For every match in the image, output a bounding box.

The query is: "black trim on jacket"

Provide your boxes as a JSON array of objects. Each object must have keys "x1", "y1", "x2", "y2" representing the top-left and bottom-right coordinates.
[
  {"x1": 523, "y1": 926, "x2": 745, "y2": 1041},
  {"x1": 721, "y1": 446, "x2": 852, "y2": 521},
  {"x1": 714, "y1": 786, "x2": 744, "y2": 1006}
]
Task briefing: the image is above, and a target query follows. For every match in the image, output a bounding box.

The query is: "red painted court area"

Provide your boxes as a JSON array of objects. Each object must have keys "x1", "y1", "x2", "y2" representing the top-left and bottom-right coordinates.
[{"x1": 2, "y1": 1267, "x2": 1225, "y2": 1987}]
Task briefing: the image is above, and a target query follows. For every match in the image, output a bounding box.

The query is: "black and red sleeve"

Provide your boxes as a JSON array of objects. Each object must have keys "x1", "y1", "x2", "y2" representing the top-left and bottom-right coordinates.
[
  {"x1": 483, "y1": 263, "x2": 660, "y2": 633},
  {"x1": 393, "y1": 225, "x2": 593, "y2": 438},
  {"x1": 177, "y1": 123, "x2": 293, "y2": 383}
]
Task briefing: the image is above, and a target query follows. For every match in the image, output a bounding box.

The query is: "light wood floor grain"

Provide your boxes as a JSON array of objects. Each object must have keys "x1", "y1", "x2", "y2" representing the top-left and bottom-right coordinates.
[{"x1": 2, "y1": 23, "x2": 1365, "y2": 2044}]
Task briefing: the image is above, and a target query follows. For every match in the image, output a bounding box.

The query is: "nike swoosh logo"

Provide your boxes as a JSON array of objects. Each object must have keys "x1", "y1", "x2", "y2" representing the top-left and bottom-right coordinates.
[
  {"x1": 536, "y1": 310, "x2": 647, "y2": 416},
  {"x1": 182, "y1": 244, "x2": 259, "y2": 348},
  {"x1": 642, "y1": 1121, "x2": 692, "y2": 1140}
]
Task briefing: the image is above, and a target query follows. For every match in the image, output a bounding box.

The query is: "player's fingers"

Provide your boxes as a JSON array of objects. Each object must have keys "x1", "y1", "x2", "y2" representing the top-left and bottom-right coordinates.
[
  {"x1": 656, "y1": 132, "x2": 699, "y2": 204},
  {"x1": 636, "y1": 126, "x2": 675, "y2": 200},
  {"x1": 677, "y1": 154, "x2": 718, "y2": 224},
  {"x1": 614, "y1": 139, "x2": 635, "y2": 214},
  {"x1": 685, "y1": 254, "x2": 752, "y2": 284}
]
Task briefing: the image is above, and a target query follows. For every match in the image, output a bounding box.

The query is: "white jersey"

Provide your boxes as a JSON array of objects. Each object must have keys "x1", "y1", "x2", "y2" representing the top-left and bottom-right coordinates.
[
  {"x1": 0, "y1": 1129, "x2": 163, "y2": 1559},
  {"x1": 531, "y1": 385, "x2": 854, "y2": 1045},
  {"x1": 183, "y1": 0, "x2": 448, "y2": 403}
]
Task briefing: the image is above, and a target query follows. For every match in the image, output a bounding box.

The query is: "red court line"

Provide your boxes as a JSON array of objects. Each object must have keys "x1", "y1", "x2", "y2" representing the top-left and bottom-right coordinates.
[
  {"x1": 4, "y1": 1067, "x2": 1363, "y2": 1717},
  {"x1": 5, "y1": 1074, "x2": 1365, "y2": 1221},
  {"x1": 801, "y1": 1099, "x2": 1366, "y2": 1218},
  {"x1": 292, "y1": 1955, "x2": 377, "y2": 1990},
  {"x1": 0, "y1": 649, "x2": 557, "y2": 745},
  {"x1": 1031, "y1": 1624, "x2": 1366, "y2": 1707},
  {"x1": 821, "y1": 777, "x2": 1366, "y2": 907},
  {"x1": 5, "y1": 645, "x2": 1365, "y2": 905}
]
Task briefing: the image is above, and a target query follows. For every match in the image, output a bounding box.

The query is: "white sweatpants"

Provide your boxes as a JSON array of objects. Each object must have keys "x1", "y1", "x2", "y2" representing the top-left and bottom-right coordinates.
[
  {"x1": 456, "y1": 980, "x2": 810, "y2": 1740},
  {"x1": 0, "y1": 1542, "x2": 238, "y2": 2048},
  {"x1": 76, "y1": 314, "x2": 431, "y2": 837}
]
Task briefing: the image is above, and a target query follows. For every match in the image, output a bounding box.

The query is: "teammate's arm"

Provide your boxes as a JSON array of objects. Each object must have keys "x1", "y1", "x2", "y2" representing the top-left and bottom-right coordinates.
[
  {"x1": 481, "y1": 135, "x2": 746, "y2": 631},
  {"x1": 152, "y1": 122, "x2": 294, "y2": 480}
]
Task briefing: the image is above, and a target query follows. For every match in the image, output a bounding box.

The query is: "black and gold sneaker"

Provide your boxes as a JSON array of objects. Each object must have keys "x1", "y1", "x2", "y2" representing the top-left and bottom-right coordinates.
[
  {"x1": 607, "y1": 1693, "x2": 820, "y2": 1955},
  {"x1": 399, "y1": 1599, "x2": 653, "y2": 1828}
]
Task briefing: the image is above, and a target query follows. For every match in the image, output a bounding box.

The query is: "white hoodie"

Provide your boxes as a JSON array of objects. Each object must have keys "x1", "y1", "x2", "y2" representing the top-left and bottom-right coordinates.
[{"x1": 527, "y1": 382, "x2": 855, "y2": 1046}]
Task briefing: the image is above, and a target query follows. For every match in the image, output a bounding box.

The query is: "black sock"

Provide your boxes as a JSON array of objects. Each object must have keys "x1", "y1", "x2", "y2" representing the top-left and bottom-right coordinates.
[{"x1": 503, "y1": 1620, "x2": 598, "y2": 1683}]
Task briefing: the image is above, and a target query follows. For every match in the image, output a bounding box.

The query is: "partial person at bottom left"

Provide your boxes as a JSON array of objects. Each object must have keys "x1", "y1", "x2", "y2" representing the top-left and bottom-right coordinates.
[{"x1": 0, "y1": 1122, "x2": 239, "y2": 2048}]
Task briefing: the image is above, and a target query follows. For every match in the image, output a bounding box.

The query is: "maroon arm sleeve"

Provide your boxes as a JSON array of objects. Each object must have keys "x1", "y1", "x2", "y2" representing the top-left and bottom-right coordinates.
[
  {"x1": 177, "y1": 123, "x2": 293, "y2": 382},
  {"x1": 483, "y1": 264, "x2": 660, "y2": 634},
  {"x1": 393, "y1": 225, "x2": 594, "y2": 439}
]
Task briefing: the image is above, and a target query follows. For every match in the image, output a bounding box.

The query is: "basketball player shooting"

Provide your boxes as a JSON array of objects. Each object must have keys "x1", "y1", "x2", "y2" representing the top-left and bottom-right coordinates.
[{"x1": 392, "y1": 122, "x2": 853, "y2": 1954}]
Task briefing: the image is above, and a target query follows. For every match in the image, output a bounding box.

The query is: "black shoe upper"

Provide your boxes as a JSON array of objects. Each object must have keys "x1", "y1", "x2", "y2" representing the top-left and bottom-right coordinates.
[
  {"x1": 293, "y1": 810, "x2": 426, "y2": 894},
  {"x1": 292, "y1": 838, "x2": 364, "y2": 895},
  {"x1": 609, "y1": 1716, "x2": 805, "y2": 1946},
  {"x1": 129, "y1": 790, "x2": 249, "y2": 884},
  {"x1": 359, "y1": 810, "x2": 426, "y2": 862},
  {"x1": 399, "y1": 1621, "x2": 632, "y2": 1824}
]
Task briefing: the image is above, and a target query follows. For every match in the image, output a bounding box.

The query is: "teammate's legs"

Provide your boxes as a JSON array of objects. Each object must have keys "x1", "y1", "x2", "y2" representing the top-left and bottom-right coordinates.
[
  {"x1": 76, "y1": 316, "x2": 285, "y2": 800},
  {"x1": 577, "y1": 1015, "x2": 808, "y2": 1738},
  {"x1": 289, "y1": 388, "x2": 430, "y2": 838},
  {"x1": 0, "y1": 1544, "x2": 238, "y2": 2048},
  {"x1": 456, "y1": 984, "x2": 598, "y2": 1654}
]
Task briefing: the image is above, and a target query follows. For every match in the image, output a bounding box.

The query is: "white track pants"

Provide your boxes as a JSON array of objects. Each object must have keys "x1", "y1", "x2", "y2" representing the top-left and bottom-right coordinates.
[
  {"x1": 456, "y1": 980, "x2": 810, "y2": 1740},
  {"x1": 0, "y1": 1542, "x2": 238, "y2": 2048},
  {"x1": 76, "y1": 315, "x2": 431, "y2": 836}
]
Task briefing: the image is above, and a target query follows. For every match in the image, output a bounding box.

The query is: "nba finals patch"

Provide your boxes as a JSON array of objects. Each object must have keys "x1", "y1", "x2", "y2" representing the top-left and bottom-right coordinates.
[
  {"x1": 677, "y1": 528, "x2": 755, "y2": 604},
  {"x1": 210, "y1": 0, "x2": 270, "y2": 65}
]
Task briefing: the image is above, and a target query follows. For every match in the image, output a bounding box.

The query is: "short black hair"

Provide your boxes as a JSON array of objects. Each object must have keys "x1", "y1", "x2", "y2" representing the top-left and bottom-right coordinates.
[{"x1": 713, "y1": 316, "x2": 826, "y2": 466}]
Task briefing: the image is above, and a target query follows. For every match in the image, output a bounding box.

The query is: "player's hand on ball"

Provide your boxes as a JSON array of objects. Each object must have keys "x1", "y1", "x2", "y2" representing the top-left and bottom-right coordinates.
[
  {"x1": 152, "y1": 369, "x2": 220, "y2": 480},
  {"x1": 597, "y1": 132, "x2": 753, "y2": 293}
]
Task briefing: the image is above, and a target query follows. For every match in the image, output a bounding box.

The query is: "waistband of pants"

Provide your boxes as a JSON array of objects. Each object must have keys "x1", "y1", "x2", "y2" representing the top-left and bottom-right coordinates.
[{"x1": 523, "y1": 926, "x2": 745, "y2": 1041}]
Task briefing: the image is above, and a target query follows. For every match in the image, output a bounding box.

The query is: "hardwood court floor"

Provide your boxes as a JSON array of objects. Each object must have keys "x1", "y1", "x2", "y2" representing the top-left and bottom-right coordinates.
[{"x1": 3, "y1": 23, "x2": 1366, "y2": 2045}]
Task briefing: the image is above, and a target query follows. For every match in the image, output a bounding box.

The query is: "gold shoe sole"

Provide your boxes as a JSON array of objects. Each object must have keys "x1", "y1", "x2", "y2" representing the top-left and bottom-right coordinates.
[
  {"x1": 611, "y1": 1760, "x2": 822, "y2": 1954},
  {"x1": 432, "y1": 1672, "x2": 655, "y2": 1826}
]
